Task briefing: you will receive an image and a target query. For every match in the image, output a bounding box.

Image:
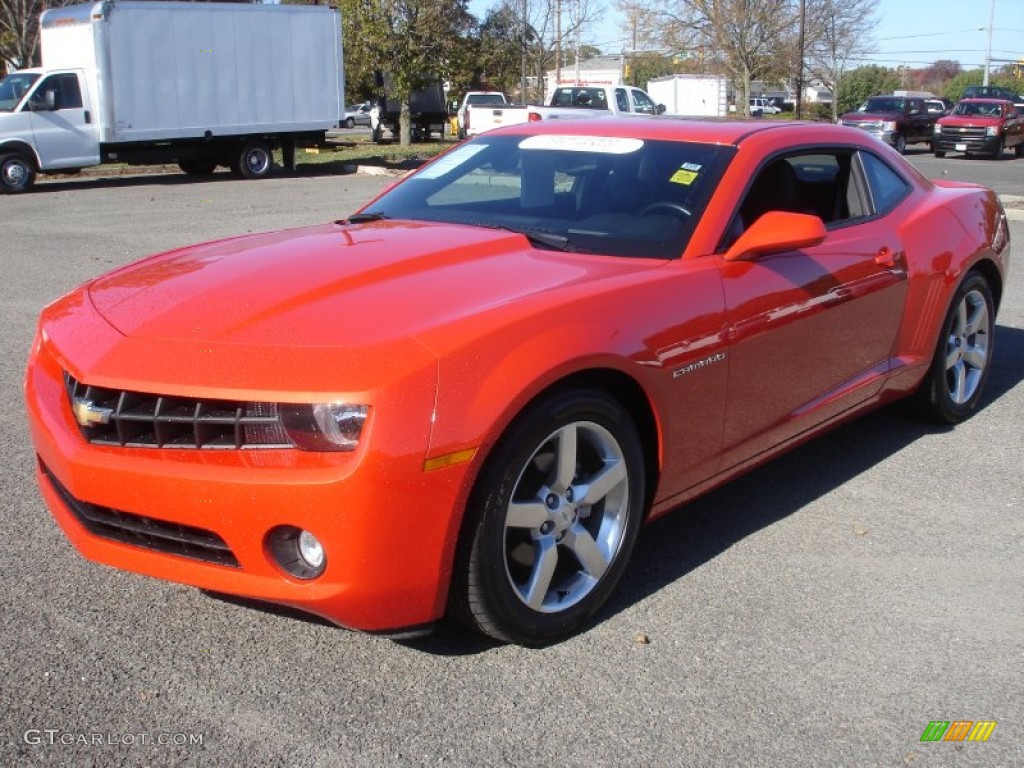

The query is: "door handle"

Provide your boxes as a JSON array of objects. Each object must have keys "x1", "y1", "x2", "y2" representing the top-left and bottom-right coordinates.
[
  {"x1": 875, "y1": 246, "x2": 899, "y2": 269},
  {"x1": 84, "y1": 110, "x2": 91, "y2": 124}
]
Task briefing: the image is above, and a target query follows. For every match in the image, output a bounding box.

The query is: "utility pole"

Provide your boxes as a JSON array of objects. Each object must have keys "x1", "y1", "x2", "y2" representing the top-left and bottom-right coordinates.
[
  {"x1": 521, "y1": 0, "x2": 528, "y2": 102},
  {"x1": 796, "y1": 0, "x2": 805, "y2": 120},
  {"x1": 984, "y1": 0, "x2": 995, "y2": 86}
]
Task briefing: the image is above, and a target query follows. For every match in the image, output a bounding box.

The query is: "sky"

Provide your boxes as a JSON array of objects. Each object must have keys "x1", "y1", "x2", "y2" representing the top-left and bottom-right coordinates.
[{"x1": 467, "y1": 0, "x2": 1024, "y2": 72}]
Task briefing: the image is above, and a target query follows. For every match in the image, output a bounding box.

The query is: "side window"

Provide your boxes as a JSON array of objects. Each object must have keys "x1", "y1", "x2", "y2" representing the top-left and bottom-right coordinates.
[
  {"x1": 615, "y1": 88, "x2": 630, "y2": 112},
  {"x1": 27, "y1": 73, "x2": 82, "y2": 110},
  {"x1": 632, "y1": 89, "x2": 656, "y2": 115},
  {"x1": 859, "y1": 152, "x2": 910, "y2": 214}
]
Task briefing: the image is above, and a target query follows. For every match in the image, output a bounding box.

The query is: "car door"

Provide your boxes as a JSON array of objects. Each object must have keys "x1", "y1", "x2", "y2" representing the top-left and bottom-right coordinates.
[
  {"x1": 717, "y1": 149, "x2": 910, "y2": 469},
  {"x1": 25, "y1": 71, "x2": 99, "y2": 169}
]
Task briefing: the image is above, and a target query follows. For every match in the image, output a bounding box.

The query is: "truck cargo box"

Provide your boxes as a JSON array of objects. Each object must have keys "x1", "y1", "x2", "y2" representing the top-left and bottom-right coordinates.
[{"x1": 39, "y1": 0, "x2": 343, "y2": 144}]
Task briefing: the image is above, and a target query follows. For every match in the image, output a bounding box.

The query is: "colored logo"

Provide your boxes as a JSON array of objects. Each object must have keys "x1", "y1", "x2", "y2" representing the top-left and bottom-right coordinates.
[{"x1": 921, "y1": 721, "x2": 997, "y2": 742}]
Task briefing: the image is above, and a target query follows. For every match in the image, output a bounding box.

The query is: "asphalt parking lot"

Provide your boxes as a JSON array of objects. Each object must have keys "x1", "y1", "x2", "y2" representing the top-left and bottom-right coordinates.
[{"x1": 1, "y1": 152, "x2": 1021, "y2": 767}]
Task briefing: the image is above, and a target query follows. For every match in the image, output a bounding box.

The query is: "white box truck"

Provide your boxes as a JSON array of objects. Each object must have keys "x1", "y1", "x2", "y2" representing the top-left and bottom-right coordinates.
[
  {"x1": 0, "y1": 0, "x2": 344, "y2": 192},
  {"x1": 646, "y1": 74, "x2": 728, "y2": 117}
]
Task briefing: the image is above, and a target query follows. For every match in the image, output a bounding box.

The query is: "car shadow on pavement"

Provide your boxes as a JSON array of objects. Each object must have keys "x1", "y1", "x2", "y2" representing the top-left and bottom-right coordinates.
[
  {"x1": 600, "y1": 322, "x2": 1024, "y2": 632},
  {"x1": 202, "y1": 324, "x2": 1023, "y2": 655}
]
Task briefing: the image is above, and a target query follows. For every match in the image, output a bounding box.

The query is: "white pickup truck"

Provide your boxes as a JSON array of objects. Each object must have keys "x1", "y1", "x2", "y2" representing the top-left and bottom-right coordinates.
[{"x1": 461, "y1": 85, "x2": 665, "y2": 138}]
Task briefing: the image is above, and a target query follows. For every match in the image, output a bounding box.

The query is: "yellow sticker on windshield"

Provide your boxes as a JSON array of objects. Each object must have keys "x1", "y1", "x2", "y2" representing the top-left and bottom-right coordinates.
[{"x1": 670, "y1": 169, "x2": 698, "y2": 185}]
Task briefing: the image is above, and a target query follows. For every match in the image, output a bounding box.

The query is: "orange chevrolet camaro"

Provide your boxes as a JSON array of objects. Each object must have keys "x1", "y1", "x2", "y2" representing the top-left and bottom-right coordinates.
[{"x1": 25, "y1": 119, "x2": 1010, "y2": 645}]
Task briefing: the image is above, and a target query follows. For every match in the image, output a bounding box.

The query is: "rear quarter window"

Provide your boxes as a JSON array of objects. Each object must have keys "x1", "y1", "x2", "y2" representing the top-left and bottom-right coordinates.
[{"x1": 860, "y1": 152, "x2": 910, "y2": 214}]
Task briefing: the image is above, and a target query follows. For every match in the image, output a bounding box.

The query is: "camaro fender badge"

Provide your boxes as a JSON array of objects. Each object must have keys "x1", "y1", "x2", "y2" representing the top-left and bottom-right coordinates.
[
  {"x1": 72, "y1": 398, "x2": 114, "y2": 427},
  {"x1": 673, "y1": 352, "x2": 727, "y2": 378}
]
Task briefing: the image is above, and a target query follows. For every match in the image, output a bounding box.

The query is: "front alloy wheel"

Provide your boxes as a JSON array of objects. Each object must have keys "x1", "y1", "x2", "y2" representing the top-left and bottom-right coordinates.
[
  {"x1": 912, "y1": 271, "x2": 995, "y2": 423},
  {"x1": 452, "y1": 390, "x2": 645, "y2": 645}
]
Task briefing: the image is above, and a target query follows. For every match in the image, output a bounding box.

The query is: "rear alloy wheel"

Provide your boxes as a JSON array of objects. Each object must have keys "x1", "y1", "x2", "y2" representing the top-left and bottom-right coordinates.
[
  {"x1": 0, "y1": 153, "x2": 36, "y2": 193},
  {"x1": 231, "y1": 140, "x2": 273, "y2": 179},
  {"x1": 452, "y1": 390, "x2": 645, "y2": 645},
  {"x1": 911, "y1": 271, "x2": 995, "y2": 424}
]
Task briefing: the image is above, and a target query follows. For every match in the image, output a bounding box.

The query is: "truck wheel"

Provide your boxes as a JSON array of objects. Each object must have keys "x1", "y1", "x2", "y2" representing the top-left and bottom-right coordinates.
[
  {"x1": 178, "y1": 159, "x2": 218, "y2": 177},
  {"x1": 894, "y1": 134, "x2": 907, "y2": 154},
  {"x1": 0, "y1": 153, "x2": 36, "y2": 193},
  {"x1": 1016, "y1": 142, "x2": 1024, "y2": 158},
  {"x1": 933, "y1": 150, "x2": 946, "y2": 158},
  {"x1": 990, "y1": 138, "x2": 1004, "y2": 160},
  {"x1": 231, "y1": 140, "x2": 273, "y2": 179}
]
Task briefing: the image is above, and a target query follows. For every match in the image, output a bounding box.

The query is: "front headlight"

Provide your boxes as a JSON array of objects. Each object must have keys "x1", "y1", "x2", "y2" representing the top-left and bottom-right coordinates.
[
  {"x1": 882, "y1": 121, "x2": 897, "y2": 132},
  {"x1": 934, "y1": 123, "x2": 942, "y2": 134},
  {"x1": 986, "y1": 125, "x2": 1000, "y2": 137},
  {"x1": 280, "y1": 403, "x2": 369, "y2": 451}
]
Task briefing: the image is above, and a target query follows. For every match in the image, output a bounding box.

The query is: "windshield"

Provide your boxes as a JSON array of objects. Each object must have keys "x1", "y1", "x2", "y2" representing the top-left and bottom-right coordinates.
[
  {"x1": 0, "y1": 72, "x2": 40, "y2": 111},
  {"x1": 862, "y1": 97, "x2": 905, "y2": 113},
  {"x1": 359, "y1": 134, "x2": 734, "y2": 259},
  {"x1": 953, "y1": 101, "x2": 1004, "y2": 117}
]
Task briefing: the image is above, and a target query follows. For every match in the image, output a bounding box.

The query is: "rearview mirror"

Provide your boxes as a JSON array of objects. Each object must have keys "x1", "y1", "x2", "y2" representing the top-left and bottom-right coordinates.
[{"x1": 724, "y1": 211, "x2": 827, "y2": 262}]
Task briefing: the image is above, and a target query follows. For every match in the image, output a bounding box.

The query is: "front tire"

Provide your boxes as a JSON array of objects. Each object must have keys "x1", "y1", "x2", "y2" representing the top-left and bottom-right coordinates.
[
  {"x1": 178, "y1": 159, "x2": 218, "y2": 177},
  {"x1": 344, "y1": 116, "x2": 355, "y2": 129},
  {"x1": 910, "y1": 271, "x2": 995, "y2": 424},
  {"x1": 933, "y1": 150, "x2": 946, "y2": 158},
  {"x1": 450, "y1": 390, "x2": 645, "y2": 646},
  {"x1": 894, "y1": 133, "x2": 907, "y2": 154},
  {"x1": 0, "y1": 153, "x2": 36, "y2": 193}
]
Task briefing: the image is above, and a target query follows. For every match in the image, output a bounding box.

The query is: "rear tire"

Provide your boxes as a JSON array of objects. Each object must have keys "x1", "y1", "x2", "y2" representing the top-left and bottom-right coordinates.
[
  {"x1": 230, "y1": 140, "x2": 273, "y2": 179},
  {"x1": 344, "y1": 117, "x2": 355, "y2": 129},
  {"x1": 0, "y1": 153, "x2": 36, "y2": 193},
  {"x1": 910, "y1": 271, "x2": 995, "y2": 424},
  {"x1": 450, "y1": 389, "x2": 645, "y2": 646},
  {"x1": 178, "y1": 159, "x2": 218, "y2": 177}
]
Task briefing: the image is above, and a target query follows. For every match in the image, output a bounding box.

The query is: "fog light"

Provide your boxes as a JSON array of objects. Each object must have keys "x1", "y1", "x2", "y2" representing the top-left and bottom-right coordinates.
[
  {"x1": 267, "y1": 526, "x2": 327, "y2": 580},
  {"x1": 298, "y1": 530, "x2": 325, "y2": 570}
]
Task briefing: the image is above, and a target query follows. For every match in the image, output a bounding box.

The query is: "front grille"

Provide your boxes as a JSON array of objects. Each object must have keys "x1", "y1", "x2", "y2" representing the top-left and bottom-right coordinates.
[
  {"x1": 41, "y1": 462, "x2": 240, "y2": 568},
  {"x1": 64, "y1": 373, "x2": 292, "y2": 449},
  {"x1": 939, "y1": 126, "x2": 987, "y2": 139},
  {"x1": 843, "y1": 120, "x2": 882, "y2": 130}
]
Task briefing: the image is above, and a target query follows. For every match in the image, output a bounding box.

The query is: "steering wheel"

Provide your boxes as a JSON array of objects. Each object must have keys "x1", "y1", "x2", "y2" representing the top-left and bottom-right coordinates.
[{"x1": 638, "y1": 202, "x2": 692, "y2": 218}]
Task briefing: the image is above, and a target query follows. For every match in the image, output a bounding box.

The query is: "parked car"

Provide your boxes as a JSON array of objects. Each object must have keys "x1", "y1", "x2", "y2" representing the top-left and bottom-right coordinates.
[
  {"x1": 961, "y1": 85, "x2": 1024, "y2": 106},
  {"x1": 933, "y1": 98, "x2": 1024, "y2": 158},
  {"x1": 925, "y1": 98, "x2": 950, "y2": 116},
  {"x1": 342, "y1": 102, "x2": 372, "y2": 129},
  {"x1": 26, "y1": 119, "x2": 1010, "y2": 646},
  {"x1": 840, "y1": 95, "x2": 937, "y2": 153},
  {"x1": 749, "y1": 97, "x2": 781, "y2": 114}
]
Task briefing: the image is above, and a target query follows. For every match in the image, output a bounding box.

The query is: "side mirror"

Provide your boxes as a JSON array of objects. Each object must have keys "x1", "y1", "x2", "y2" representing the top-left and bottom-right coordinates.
[
  {"x1": 657, "y1": 103, "x2": 666, "y2": 115},
  {"x1": 724, "y1": 211, "x2": 827, "y2": 262},
  {"x1": 44, "y1": 90, "x2": 57, "y2": 110}
]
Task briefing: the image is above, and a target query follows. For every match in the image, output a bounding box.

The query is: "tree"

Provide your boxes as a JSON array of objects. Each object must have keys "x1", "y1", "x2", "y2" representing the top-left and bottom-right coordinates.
[
  {"x1": 1, "y1": 0, "x2": 78, "y2": 69},
  {"x1": 803, "y1": 0, "x2": 878, "y2": 122},
  {"x1": 942, "y1": 68, "x2": 1022, "y2": 101},
  {"x1": 652, "y1": 0, "x2": 797, "y2": 116},
  {"x1": 338, "y1": 0, "x2": 476, "y2": 146},
  {"x1": 835, "y1": 64, "x2": 897, "y2": 115}
]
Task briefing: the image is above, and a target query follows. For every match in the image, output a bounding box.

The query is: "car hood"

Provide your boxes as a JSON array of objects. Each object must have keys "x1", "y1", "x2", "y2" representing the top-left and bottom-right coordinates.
[
  {"x1": 938, "y1": 115, "x2": 1001, "y2": 127},
  {"x1": 85, "y1": 220, "x2": 650, "y2": 348}
]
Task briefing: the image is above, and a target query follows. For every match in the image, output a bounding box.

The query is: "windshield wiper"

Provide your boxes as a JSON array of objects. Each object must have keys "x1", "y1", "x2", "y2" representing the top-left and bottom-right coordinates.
[
  {"x1": 344, "y1": 212, "x2": 390, "y2": 224},
  {"x1": 484, "y1": 225, "x2": 573, "y2": 252}
]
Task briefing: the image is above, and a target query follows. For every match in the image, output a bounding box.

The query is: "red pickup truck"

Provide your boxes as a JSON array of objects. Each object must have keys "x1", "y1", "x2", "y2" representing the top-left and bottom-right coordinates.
[{"x1": 933, "y1": 98, "x2": 1024, "y2": 159}]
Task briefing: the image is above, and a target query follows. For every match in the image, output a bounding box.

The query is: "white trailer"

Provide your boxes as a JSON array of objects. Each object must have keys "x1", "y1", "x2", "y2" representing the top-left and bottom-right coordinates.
[
  {"x1": 0, "y1": 1, "x2": 343, "y2": 192},
  {"x1": 646, "y1": 75, "x2": 729, "y2": 117}
]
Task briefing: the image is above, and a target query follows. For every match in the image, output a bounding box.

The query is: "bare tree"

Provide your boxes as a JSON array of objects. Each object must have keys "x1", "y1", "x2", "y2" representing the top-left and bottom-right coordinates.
[
  {"x1": 652, "y1": 0, "x2": 797, "y2": 116},
  {"x1": 1, "y1": 0, "x2": 78, "y2": 70},
  {"x1": 804, "y1": 0, "x2": 878, "y2": 121}
]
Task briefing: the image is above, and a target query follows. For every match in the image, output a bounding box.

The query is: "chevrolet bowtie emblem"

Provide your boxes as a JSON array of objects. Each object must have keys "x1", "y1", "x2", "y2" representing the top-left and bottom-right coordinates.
[{"x1": 72, "y1": 398, "x2": 113, "y2": 427}]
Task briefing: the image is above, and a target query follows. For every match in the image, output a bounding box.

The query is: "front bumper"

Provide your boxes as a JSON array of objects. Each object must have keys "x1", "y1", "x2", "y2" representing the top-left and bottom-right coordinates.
[
  {"x1": 25, "y1": 326, "x2": 471, "y2": 634},
  {"x1": 933, "y1": 132, "x2": 1002, "y2": 154}
]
